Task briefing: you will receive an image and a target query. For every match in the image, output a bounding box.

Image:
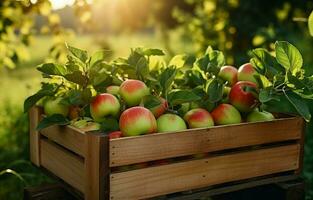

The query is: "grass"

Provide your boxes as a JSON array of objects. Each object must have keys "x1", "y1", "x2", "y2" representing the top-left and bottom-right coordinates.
[{"x1": 0, "y1": 33, "x2": 312, "y2": 199}]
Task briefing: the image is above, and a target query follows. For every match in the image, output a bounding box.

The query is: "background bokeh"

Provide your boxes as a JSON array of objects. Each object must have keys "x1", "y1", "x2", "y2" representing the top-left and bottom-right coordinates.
[{"x1": 0, "y1": 0, "x2": 312, "y2": 199}]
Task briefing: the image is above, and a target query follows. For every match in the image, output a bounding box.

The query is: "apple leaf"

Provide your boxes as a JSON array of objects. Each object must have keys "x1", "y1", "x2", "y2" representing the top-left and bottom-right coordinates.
[
  {"x1": 89, "y1": 50, "x2": 110, "y2": 68},
  {"x1": 64, "y1": 71, "x2": 87, "y2": 86},
  {"x1": 196, "y1": 50, "x2": 225, "y2": 75},
  {"x1": 23, "y1": 83, "x2": 58, "y2": 113},
  {"x1": 36, "y1": 114, "x2": 70, "y2": 131},
  {"x1": 66, "y1": 45, "x2": 88, "y2": 63},
  {"x1": 275, "y1": 41, "x2": 303, "y2": 75},
  {"x1": 258, "y1": 88, "x2": 279, "y2": 103},
  {"x1": 283, "y1": 89, "x2": 311, "y2": 122},
  {"x1": 206, "y1": 79, "x2": 224, "y2": 103},
  {"x1": 135, "y1": 57, "x2": 149, "y2": 80},
  {"x1": 141, "y1": 95, "x2": 162, "y2": 109},
  {"x1": 142, "y1": 48, "x2": 165, "y2": 56},
  {"x1": 249, "y1": 48, "x2": 285, "y2": 79},
  {"x1": 169, "y1": 54, "x2": 187, "y2": 68},
  {"x1": 159, "y1": 67, "x2": 177, "y2": 97},
  {"x1": 168, "y1": 90, "x2": 201, "y2": 106},
  {"x1": 309, "y1": 10, "x2": 313, "y2": 37},
  {"x1": 100, "y1": 118, "x2": 119, "y2": 133},
  {"x1": 37, "y1": 63, "x2": 67, "y2": 76}
]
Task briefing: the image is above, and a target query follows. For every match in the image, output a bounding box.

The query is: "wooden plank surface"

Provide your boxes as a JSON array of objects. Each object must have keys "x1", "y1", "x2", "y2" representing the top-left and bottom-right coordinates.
[
  {"x1": 84, "y1": 133, "x2": 109, "y2": 200},
  {"x1": 110, "y1": 117, "x2": 303, "y2": 166},
  {"x1": 110, "y1": 144, "x2": 300, "y2": 200},
  {"x1": 40, "y1": 125, "x2": 86, "y2": 157},
  {"x1": 40, "y1": 138, "x2": 85, "y2": 193},
  {"x1": 29, "y1": 106, "x2": 43, "y2": 166}
]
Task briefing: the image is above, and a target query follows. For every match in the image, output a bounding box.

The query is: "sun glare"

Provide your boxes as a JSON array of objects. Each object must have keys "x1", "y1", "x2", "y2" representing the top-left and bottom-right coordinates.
[{"x1": 49, "y1": 0, "x2": 75, "y2": 10}]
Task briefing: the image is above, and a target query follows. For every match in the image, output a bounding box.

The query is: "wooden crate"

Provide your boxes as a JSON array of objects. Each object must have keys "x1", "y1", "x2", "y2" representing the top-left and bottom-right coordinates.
[{"x1": 29, "y1": 106, "x2": 305, "y2": 200}]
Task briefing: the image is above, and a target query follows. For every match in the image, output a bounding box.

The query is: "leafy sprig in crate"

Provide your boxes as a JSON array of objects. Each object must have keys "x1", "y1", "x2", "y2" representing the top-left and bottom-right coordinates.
[{"x1": 30, "y1": 106, "x2": 305, "y2": 200}]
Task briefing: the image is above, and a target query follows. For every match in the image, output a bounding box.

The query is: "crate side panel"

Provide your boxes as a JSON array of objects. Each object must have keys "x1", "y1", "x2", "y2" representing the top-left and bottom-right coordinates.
[
  {"x1": 110, "y1": 144, "x2": 300, "y2": 200},
  {"x1": 110, "y1": 117, "x2": 303, "y2": 166},
  {"x1": 40, "y1": 138, "x2": 85, "y2": 193},
  {"x1": 40, "y1": 125, "x2": 86, "y2": 157}
]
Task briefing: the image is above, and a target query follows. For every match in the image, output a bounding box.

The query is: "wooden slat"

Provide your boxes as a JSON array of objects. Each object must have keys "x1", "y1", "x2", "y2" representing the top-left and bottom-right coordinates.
[
  {"x1": 110, "y1": 144, "x2": 300, "y2": 200},
  {"x1": 40, "y1": 125, "x2": 86, "y2": 157},
  {"x1": 110, "y1": 117, "x2": 303, "y2": 166},
  {"x1": 40, "y1": 138, "x2": 85, "y2": 193},
  {"x1": 84, "y1": 133, "x2": 109, "y2": 200},
  {"x1": 29, "y1": 106, "x2": 43, "y2": 166}
]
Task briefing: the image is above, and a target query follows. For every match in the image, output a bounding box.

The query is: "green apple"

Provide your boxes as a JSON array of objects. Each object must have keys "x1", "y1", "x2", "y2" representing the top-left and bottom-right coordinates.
[
  {"x1": 43, "y1": 97, "x2": 69, "y2": 117},
  {"x1": 90, "y1": 93, "x2": 121, "y2": 122},
  {"x1": 106, "y1": 85, "x2": 120, "y2": 96},
  {"x1": 157, "y1": 114, "x2": 187, "y2": 133},
  {"x1": 247, "y1": 110, "x2": 275, "y2": 122}
]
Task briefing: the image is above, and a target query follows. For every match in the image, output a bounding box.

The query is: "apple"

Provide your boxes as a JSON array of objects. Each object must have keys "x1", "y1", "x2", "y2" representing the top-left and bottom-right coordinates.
[
  {"x1": 221, "y1": 86, "x2": 231, "y2": 103},
  {"x1": 90, "y1": 93, "x2": 121, "y2": 122},
  {"x1": 218, "y1": 65, "x2": 238, "y2": 86},
  {"x1": 148, "y1": 97, "x2": 168, "y2": 118},
  {"x1": 237, "y1": 63, "x2": 259, "y2": 85},
  {"x1": 211, "y1": 104, "x2": 241, "y2": 125},
  {"x1": 184, "y1": 108, "x2": 214, "y2": 128},
  {"x1": 43, "y1": 97, "x2": 69, "y2": 117},
  {"x1": 119, "y1": 106, "x2": 157, "y2": 136},
  {"x1": 157, "y1": 114, "x2": 187, "y2": 133},
  {"x1": 108, "y1": 131, "x2": 123, "y2": 139},
  {"x1": 106, "y1": 85, "x2": 120, "y2": 96},
  {"x1": 229, "y1": 81, "x2": 258, "y2": 112},
  {"x1": 119, "y1": 79, "x2": 150, "y2": 106},
  {"x1": 68, "y1": 106, "x2": 81, "y2": 120},
  {"x1": 247, "y1": 110, "x2": 275, "y2": 122}
]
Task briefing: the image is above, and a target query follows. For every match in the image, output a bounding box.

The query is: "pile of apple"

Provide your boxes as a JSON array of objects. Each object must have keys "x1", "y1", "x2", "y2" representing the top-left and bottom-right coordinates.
[{"x1": 43, "y1": 62, "x2": 274, "y2": 139}]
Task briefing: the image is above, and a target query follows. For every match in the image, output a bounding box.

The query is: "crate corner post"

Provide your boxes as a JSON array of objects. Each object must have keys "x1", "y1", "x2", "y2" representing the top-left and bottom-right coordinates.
[
  {"x1": 85, "y1": 132, "x2": 109, "y2": 200},
  {"x1": 29, "y1": 106, "x2": 43, "y2": 166}
]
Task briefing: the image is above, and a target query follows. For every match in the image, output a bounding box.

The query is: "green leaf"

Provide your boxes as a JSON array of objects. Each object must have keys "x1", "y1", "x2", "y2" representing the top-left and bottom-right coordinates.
[
  {"x1": 249, "y1": 48, "x2": 285, "y2": 79},
  {"x1": 168, "y1": 90, "x2": 201, "y2": 106},
  {"x1": 159, "y1": 67, "x2": 177, "y2": 97},
  {"x1": 36, "y1": 114, "x2": 70, "y2": 131},
  {"x1": 64, "y1": 71, "x2": 87, "y2": 86},
  {"x1": 309, "y1": 10, "x2": 313, "y2": 37},
  {"x1": 275, "y1": 41, "x2": 303, "y2": 74},
  {"x1": 64, "y1": 90, "x2": 84, "y2": 105},
  {"x1": 283, "y1": 89, "x2": 311, "y2": 122},
  {"x1": 24, "y1": 83, "x2": 57, "y2": 113},
  {"x1": 142, "y1": 48, "x2": 165, "y2": 56},
  {"x1": 37, "y1": 63, "x2": 67, "y2": 76},
  {"x1": 196, "y1": 50, "x2": 225, "y2": 75},
  {"x1": 169, "y1": 54, "x2": 187, "y2": 68},
  {"x1": 141, "y1": 95, "x2": 162, "y2": 109},
  {"x1": 82, "y1": 88, "x2": 92, "y2": 104},
  {"x1": 100, "y1": 118, "x2": 119, "y2": 133},
  {"x1": 90, "y1": 50, "x2": 110, "y2": 68},
  {"x1": 261, "y1": 93, "x2": 298, "y2": 115},
  {"x1": 258, "y1": 88, "x2": 279, "y2": 103},
  {"x1": 0, "y1": 169, "x2": 25, "y2": 183},
  {"x1": 206, "y1": 79, "x2": 223, "y2": 103},
  {"x1": 66, "y1": 45, "x2": 88, "y2": 62},
  {"x1": 135, "y1": 57, "x2": 149, "y2": 80}
]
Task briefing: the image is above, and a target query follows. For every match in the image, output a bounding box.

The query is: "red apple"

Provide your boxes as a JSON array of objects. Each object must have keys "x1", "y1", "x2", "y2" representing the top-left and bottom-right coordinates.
[
  {"x1": 229, "y1": 81, "x2": 258, "y2": 112},
  {"x1": 90, "y1": 93, "x2": 121, "y2": 122},
  {"x1": 237, "y1": 63, "x2": 259, "y2": 85},
  {"x1": 218, "y1": 65, "x2": 238, "y2": 86},
  {"x1": 119, "y1": 106, "x2": 157, "y2": 136},
  {"x1": 184, "y1": 108, "x2": 214, "y2": 128},
  {"x1": 43, "y1": 97, "x2": 69, "y2": 117},
  {"x1": 247, "y1": 110, "x2": 274, "y2": 122},
  {"x1": 119, "y1": 79, "x2": 150, "y2": 106},
  {"x1": 106, "y1": 85, "x2": 120, "y2": 96},
  {"x1": 157, "y1": 114, "x2": 187, "y2": 133},
  {"x1": 108, "y1": 131, "x2": 123, "y2": 139},
  {"x1": 211, "y1": 104, "x2": 242, "y2": 125},
  {"x1": 149, "y1": 97, "x2": 168, "y2": 118}
]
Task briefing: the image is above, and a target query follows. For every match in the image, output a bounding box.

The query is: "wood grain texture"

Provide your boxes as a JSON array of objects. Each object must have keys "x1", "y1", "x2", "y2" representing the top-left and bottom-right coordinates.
[
  {"x1": 29, "y1": 106, "x2": 43, "y2": 166},
  {"x1": 110, "y1": 144, "x2": 300, "y2": 200},
  {"x1": 110, "y1": 117, "x2": 303, "y2": 166},
  {"x1": 40, "y1": 138, "x2": 85, "y2": 193},
  {"x1": 84, "y1": 133, "x2": 109, "y2": 200},
  {"x1": 40, "y1": 125, "x2": 86, "y2": 157}
]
